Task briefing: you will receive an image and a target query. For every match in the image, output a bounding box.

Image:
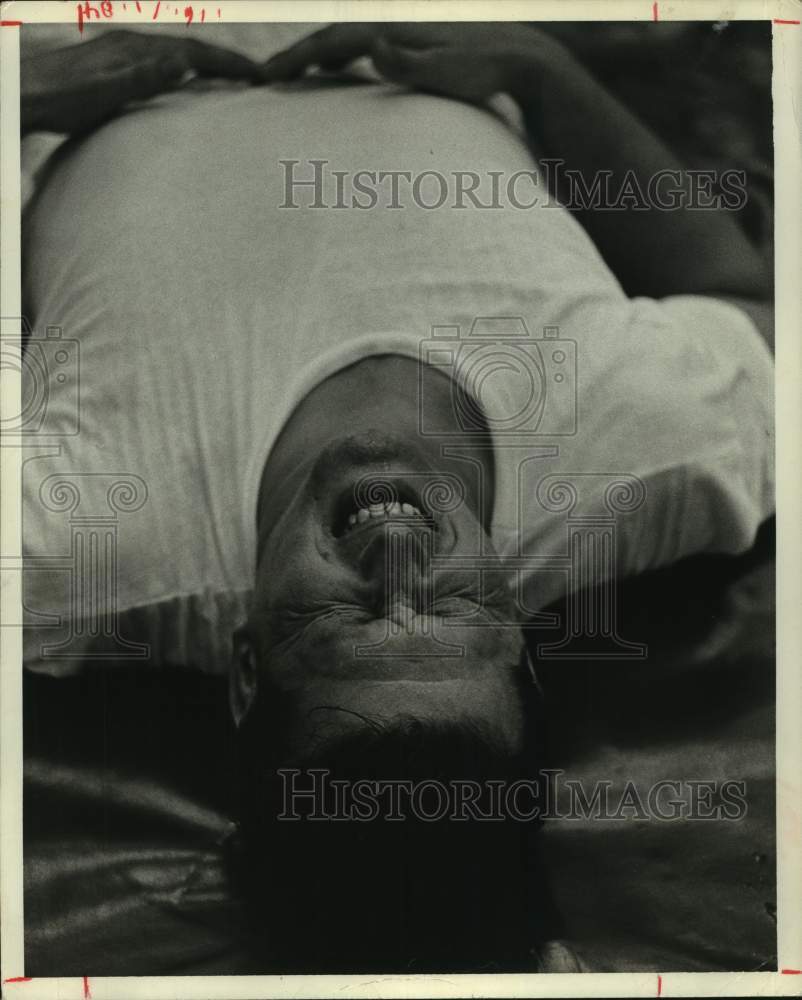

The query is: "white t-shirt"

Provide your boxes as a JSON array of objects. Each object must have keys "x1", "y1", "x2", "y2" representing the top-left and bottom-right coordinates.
[{"x1": 21, "y1": 71, "x2": 774, "y2": 675}]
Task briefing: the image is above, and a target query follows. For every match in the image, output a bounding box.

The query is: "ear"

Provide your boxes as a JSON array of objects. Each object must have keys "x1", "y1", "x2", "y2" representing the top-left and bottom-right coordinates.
[{"x1": 230, "y1": 623, "x2": 259, "y2": 727}]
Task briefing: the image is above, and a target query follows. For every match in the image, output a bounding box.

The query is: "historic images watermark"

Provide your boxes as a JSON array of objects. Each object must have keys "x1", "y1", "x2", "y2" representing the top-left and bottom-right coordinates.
[
  {"x1": 277, "y1": 768, "x2": 749, "y2": 823},
  {"x1": 1, "y1": 317, "x2": 150, "y2": 660},
  {"x1": 279, "y1": 159, "x2": 749, "y2": 212}
]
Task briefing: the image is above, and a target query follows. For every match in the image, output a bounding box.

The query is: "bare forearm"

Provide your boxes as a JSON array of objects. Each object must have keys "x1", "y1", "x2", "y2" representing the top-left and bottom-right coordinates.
[
  {"x1": 507, "y1": 51, "x2": 770, "y2": 300},
  {"x1": 19, "y1": 32, "x2": 264, "y2": 138}
]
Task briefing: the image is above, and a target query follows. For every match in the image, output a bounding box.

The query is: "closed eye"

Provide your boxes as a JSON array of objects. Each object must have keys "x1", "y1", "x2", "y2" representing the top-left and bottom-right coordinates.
[
  {"x1": 270, "y1": 601, "x2": 370, "y2": 645},
  {"x1": 432, "y1": 598, "x2": 501, "y2": 626},
  {"x1": 433, "y1": 596, "x2": 482, "y2": 614}
]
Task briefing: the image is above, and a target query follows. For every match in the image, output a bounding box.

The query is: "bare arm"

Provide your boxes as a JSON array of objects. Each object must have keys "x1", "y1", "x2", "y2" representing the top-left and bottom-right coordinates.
[
  {"x1": 264, "y1": 23, "x2": 773, "y2": 349},
  {"x1": 505, "y1": 46, "x2": 769, "y2": 297},
  {"x1": 21, "y1": 29, "x2": 267, "y2": 137}
]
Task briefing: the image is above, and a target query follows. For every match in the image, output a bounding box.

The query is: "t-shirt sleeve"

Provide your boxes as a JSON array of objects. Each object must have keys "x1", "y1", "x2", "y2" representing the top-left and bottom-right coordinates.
[
  {"x1": 619, "y1": 292, "x2": 774, "y2": 573},
  {"x1": 494, "y1": 289, "x2": 774, "y2": 615}
]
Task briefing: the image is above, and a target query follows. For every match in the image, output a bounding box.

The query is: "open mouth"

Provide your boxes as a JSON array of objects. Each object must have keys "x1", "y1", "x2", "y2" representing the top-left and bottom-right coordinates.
[{"x1": 331, "y1": 484, "x2": 436, "y2": 539}]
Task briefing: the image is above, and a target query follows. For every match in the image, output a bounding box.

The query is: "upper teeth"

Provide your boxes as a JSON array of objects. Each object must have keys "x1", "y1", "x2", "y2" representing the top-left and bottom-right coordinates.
[{"x1": 347, "y1": 501, "x2": 424, "y2": 529}]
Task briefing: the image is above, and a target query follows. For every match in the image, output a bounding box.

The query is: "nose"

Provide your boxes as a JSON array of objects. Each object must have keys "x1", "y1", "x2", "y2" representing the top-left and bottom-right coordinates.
[{"x1": 358, "y1": 524, "x2": 435, "y2": 615}]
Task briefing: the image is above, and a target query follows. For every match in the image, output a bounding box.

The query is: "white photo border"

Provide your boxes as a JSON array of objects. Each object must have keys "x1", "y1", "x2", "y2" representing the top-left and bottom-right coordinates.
[{"x1": 1, "y1": 1, "x2": 799, "y2": 997}]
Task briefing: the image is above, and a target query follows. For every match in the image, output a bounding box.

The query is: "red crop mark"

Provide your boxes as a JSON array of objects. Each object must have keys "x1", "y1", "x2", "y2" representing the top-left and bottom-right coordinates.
[
  {"x1": 3, "y1": 978, "x2": 33, "y2": 984},
  {"x1": 83, "y1": 976, "x2": 91, "y2": 998},
  {"x1": 657, "y1": 973, "x2": 662, "y2": 996},
  {"x1": 774, "y1": 18, "x2": 800, "y2": 23},
  {"x1": 152, "y1": 0, "x2": 161, "y2": 17},
  {"x1": 1, "y1": 19, "x2": 23, "y2": 25},
  {"x1": 652, "y1": 2, "x2": 658, "y2": 20},
  {"x1": 76, "y1": 0, "x2": 114, "y2": 33},
  {"x1": 782, "y1": 968, "x2": 802, "y2": 974}
]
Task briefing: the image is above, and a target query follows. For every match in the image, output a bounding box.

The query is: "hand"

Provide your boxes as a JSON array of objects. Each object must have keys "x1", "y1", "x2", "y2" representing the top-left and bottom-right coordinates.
[
  {"x1": 262, "y1": 22, "x2": 569, "y2": 104},
  {"x1": 21, "y1": 29, "x2": 267, "y2": 136}
]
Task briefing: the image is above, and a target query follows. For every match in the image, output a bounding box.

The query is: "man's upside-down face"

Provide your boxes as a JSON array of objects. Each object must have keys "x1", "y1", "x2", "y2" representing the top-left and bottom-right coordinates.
[{"x1": 231, "y1": 431, "x2": 528, "y2": 762}]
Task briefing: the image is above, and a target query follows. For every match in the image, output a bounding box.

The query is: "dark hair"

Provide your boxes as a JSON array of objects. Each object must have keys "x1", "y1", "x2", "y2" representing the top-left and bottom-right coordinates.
[{"x1": 231, "y1": 652, "x2": 564, "y2": 973}]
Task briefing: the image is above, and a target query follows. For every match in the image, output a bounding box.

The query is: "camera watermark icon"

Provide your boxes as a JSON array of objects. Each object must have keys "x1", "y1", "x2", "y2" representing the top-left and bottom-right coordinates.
[
  {"x1": 1, "y1": 319, "x2": 80, "y2": 439},
  {"x1": 419, "y1": 318, "x2": 576, "y2": 438}
]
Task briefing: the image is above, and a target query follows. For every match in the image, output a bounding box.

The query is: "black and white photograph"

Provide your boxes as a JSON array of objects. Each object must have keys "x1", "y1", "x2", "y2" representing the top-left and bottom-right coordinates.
[{"x1": 1, "y1": 2, "x2": 800, "y2": 996}]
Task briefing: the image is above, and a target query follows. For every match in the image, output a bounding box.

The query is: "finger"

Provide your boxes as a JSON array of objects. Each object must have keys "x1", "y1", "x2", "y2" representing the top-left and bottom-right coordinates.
[
  {"x1": 58, "y1": 59, "x2": 170, "y2": 134},
  {"x1": 158, "y1": 53, "x2": 193, "y2": 88},
  {"x1": 90, "y1": 53, "x2": 188, "y2": 103},
  {"x1": 371, "y1": 39, "x2": 486, "y2": 102},
  {"x1": 179, "y1": 38, "x2": 265, "y2": 82},
  {"x1": 122, "y1": 55, "x2": 185, "y2": 102},
  {"x1": 261, "y1": 24, "x2": 377, "y2": 81},
  {"x1": 316, "y1": 53, "x2": 357, "y2": 72},
  {"x1": 370, "y1": 37, "x2": 441, "y2": 88},
  {"x1": 96, "y1": 53, "x2": 187, "y2": 112}
]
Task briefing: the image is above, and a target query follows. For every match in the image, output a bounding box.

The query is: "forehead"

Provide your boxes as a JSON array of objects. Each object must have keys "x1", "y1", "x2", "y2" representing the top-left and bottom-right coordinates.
[{"x1": 260, "y1": 669, "x2": 527, "y2": 753}]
